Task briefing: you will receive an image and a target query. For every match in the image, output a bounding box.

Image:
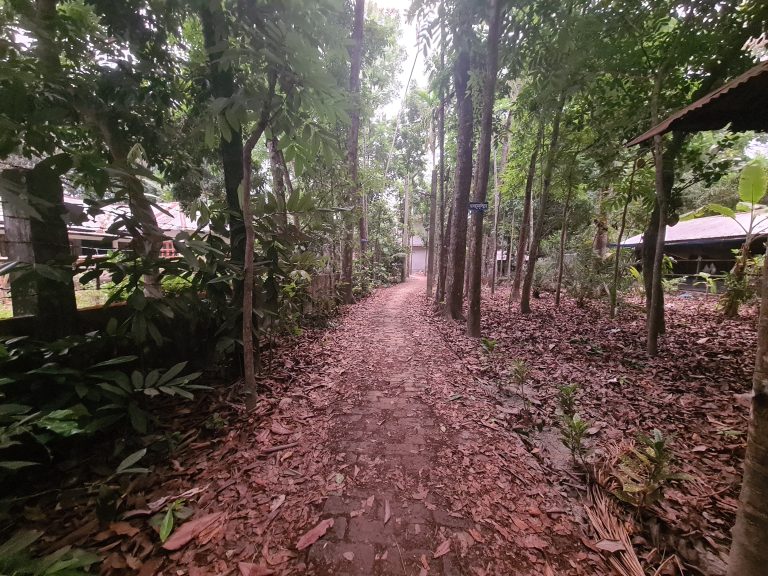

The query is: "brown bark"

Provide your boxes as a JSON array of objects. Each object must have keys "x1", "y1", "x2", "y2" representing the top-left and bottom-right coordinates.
[
  {"x1": 728, "y1": 253, "x2": 768, "y2": 575},
  {"x1": 647, "y1": 132, "x2": 667, "y2": 357},
  {"x1": 341, "y1": 0, "x2": 366, "y2": 303},
  {"x1": 426, "y1": 119, "x2": 438, "y2": 296},
  {"x1": 444, "y1": 13, "x2": 474, "y2": 320},
  {"x1": 521, "y1": 96, "x2": 564, "y2": 314},
  {"x1": 434, "y1": 0, "x2": 448, "y2": 306},
  {"x1": 555, "y1": 172, "x2": 574, "y2": 308},
  {"x1": 511, "y1": 121, "x2": 544, "y2": 302},
  {"x1": 241, "y1": 74, "x2": 277, "y2": 395},
  {"x1": 401, "y1": 176, "x2": 411, "y2": 282},
  {"x1": 199, "y1": 4, "x2": 245, "y2": 265},
  {"x1": 467, "y1": 0, "x2": 501, "y2": 337},
  {"x1": 610, "y1": 161, "x2": 638, "y2": 318},
  {"x1": 267, "y1": 138, "x2": 288, "y2": 229},
  {"x1": 491, "y1": 146, "x2": 500, "y2": 294}
]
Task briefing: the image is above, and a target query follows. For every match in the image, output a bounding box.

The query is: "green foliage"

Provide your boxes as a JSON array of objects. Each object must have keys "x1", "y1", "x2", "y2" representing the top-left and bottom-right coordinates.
[
  {"x1": 0, "y1": 333, "x2": 203, "y2": 475},
  {"x1": 149, "y1": 499, "x2": 192, "y2": 544},
  {"x1": 480, "y1": 337, "x2": 497, "y2": 354},
  {"x1": 561, "y1": 413, "x2": 589, "y2": 462},
  {"x1": 0, "y1": 530, "x2": 99, "y2": 575},
  {"x1": 693, "y1": 272, "x2": 719, "y2": 295},
  {"x1": 558, "y1": 384, "x2": 579, "y2": 417},
  {"x1": 562, "y1": 242, "x2": 614, "y2": 306},
  {"x1": 611, "y1": 429, "x2": 688, "y2": 511}
]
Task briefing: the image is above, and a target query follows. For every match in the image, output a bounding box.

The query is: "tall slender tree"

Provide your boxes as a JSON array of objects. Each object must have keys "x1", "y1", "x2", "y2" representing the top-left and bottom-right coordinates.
[
  {"x1": 467, "y1": 0, "x2": 502, "y2": 336},
  {"x1": 444, "y1": 5, "x2": 474, "y2": 320},
  {"x1": 341, "y1": 0, "x2": 366, "y2": 303}
]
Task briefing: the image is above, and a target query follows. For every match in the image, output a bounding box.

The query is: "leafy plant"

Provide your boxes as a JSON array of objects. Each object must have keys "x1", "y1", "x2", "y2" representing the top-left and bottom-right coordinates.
[
  {"x1": 558, "y1": 384, "x2": 579, "y2": 417},
  {"x1": 480, "y1": 337, "x2": 497, "y2": 354},
  {"x1": 509, "y1": 359, "x2": 531, "y2": 412},
  {"x1": 149, "y1": 498, "x2": 192, "y2": 543},
  {"x1": 561, "y1": 413, "x2": 589, "y2": 462},
  {"x1": 611, "y1": 429, "x2": 688, "y2": 511},
  {"x1": 693, "y1": 271, "x2": 719, "y2": 295},
  {"x1": 0, "y1": 530, "x2": 99, "y2": 575}
]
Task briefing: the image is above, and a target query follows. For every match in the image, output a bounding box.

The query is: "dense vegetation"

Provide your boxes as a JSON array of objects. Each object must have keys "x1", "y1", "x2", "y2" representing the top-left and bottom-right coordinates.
[{"x1": 1, "y1": 0, "x2": 768, "y2": 573}]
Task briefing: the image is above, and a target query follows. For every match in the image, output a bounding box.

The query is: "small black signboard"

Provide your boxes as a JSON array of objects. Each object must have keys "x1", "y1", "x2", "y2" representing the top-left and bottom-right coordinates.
[{"x1": 468, "y1": 202, "x2": 489, "y2": 212}]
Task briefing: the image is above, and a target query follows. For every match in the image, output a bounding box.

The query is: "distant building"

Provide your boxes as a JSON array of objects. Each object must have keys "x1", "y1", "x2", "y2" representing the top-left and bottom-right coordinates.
[
  {"x1": 0, "y1": 195, "x2": 200, "y2": 262},
  {"x1": 621, "y1": 210, "x2": 768, "y2": 275}
]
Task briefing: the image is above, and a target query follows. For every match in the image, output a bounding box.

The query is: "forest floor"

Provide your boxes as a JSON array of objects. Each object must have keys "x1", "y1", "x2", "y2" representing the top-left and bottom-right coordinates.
[{"x1": 32, "y1": 277, "x2": 754, "y2": 576}]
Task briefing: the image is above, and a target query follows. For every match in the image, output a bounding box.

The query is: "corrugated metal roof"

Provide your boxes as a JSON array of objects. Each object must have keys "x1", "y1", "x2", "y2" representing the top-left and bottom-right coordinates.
[
  {"x1": 0, "y1": 195, "x2": 200, "y2": 238},
  {"x1": 627, "y1": 60, "x2": 768, "y2": 146},
  {"x1": 622, "y1": 211, "x2": 768, "y2": 247}
]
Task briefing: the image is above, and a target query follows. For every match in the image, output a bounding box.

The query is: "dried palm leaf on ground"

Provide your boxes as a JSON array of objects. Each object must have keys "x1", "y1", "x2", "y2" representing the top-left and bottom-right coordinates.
[{"x1": 585, "y1": 484, "x2": 645, "y2": 576}]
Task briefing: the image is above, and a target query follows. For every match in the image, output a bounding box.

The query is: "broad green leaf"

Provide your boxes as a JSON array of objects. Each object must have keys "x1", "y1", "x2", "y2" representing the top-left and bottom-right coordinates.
[
  {"x1": 116, "y1": 447, "x2": 146, "y2": 474},
  {"x1": 159, "y1": 507, "x2": 175, "y2": 542},
  {"x1": 739, "y1": 160, "x2": 767, "y2": 204},
  {"x1": 90, "y1": 356, "x2": 138, "y2": 369},
  {"x1": 157, "y1": 362, "x2": 188, "y2": 386},
  {"x1": 0, "y1": 529, "x2": 42, "y2": 556},
  {"x1": 0, "y1": 460, "x2": 40, "y2": 470},
  {"x1": 703, "y1": 203, "x2": 735, "y2": 219}
]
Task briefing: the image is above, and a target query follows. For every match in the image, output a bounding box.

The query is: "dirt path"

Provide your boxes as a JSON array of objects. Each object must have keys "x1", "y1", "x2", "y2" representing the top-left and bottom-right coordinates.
[
  {"x1": 122, "y1": 277, "x2": 608, "y2": 575},
  {"x1": 304, "y1": 277, "x2": 604, "y2": 575}
]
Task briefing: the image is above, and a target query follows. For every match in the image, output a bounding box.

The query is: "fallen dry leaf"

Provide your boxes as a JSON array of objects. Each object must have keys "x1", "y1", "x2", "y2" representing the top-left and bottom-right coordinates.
[
  {"x1": 384, "y1": 499, "x2": 391, "y2": 524},
  {"x1": 296, "y1": 518, "x2": 334, "y2": 550},
  {"x1": 595, "y1": 539, "x2": 626, "y2": 553},
  {"x1": 109, "y1": 521, "x2": 139, "y2": 537},
  {"x1": 342, "y1": 551, "x2": 354, "y2": 561},
  {"x1": 238, "y1": 562, "x2": 275, "y2": 576},
  {"x1": 271, "y1": 421, "x2": 293, "y2": 435},
  {"x1": 433, "y1": 539, "x2": 451, "y2": 558},
  {"x1": 162, "y1": 512, "x2": 225, "y2": 551}
]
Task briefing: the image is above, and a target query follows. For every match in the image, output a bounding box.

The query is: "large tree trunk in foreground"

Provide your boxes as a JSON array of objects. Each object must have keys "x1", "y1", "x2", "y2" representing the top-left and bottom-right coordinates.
[
  {"x1": 511, "y1": 121, "x2": 543, "y2": 302},
  {"x1": 521, "y1": 97, "x2": 564, "y2": 314},
  {"x1": 340, "y1": 0, "x2": 365, "y2": 303},
  {"x1": 466, "y1": 0, "x2": 501, "y2": 337},
  {"x1": 444, "y1": 15, "x2": 474, "y2": 320},
  {"x1": 199, "y1": 4, "x2": 245, "y2": 266},
  {"x1": 1, "y1": 165, "x2": 78, "y2": 339},
  {"x1": 727, "y1": 252, "x2": 768, "y2": 575}
]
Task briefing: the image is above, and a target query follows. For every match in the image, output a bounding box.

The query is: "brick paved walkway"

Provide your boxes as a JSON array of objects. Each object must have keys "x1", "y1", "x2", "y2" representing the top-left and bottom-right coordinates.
[{"x1": 307, "y1": 277, "x2": 478, "y2": 575}]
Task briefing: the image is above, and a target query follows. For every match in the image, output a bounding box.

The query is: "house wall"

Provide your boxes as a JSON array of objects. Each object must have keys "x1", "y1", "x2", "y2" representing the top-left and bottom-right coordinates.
[{"x1": 410, "y1": 246, "x2": 427, "y2": 274}]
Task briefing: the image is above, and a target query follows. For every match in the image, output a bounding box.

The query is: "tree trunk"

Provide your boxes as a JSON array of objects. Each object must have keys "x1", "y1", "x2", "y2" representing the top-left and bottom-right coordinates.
[
  {"x1": 199, "y1": 4, "x2": 245, "y2": 265},
  {"x1": 647, "y1": 132, "x2": 667, "y2": 356},
  {"x1": 401, "y1": 175, "x2": 410, "y2": 282},
  {"x1": 240, "y1": 75, "x2": 276, "y2": 395},
  {"x1": 521, "y1": 97, "x2": 564, "y2": 314},
  {"x1": 434, "y1": 0, "x2": 448, "y2": 306},
  {"x1": 267, "y1": 138, "x2": 288, "y2": 229},
  {"x1": 511, "y1": 121, "x2": 544, "y2": 302},
  {"x1": 426, "y1": 122, "x2": 438, "y2": 296},
  {"x1": 278, "y1": 148, "x2": 299, "y2": 227},
  {"x1": 466, "y1": 0, "x2": 501, "y2": 337},
  {"x1": 1, "y1": 165, "x2": 79, "y2": 339},
  {"x1": 728, "y1": 251, "x2": 768, "y2": 575},
  {"x1": 555, "y1": 175, "x2": 573, "y2": 308},
  {"x1": 444, "y1": 14, "x2": 474, "y2": 320},
  {"x1": 610, "y1": 161, "x2": 637, "y2": 318},
  {"x1": 341, "y1": 0, "x2": 365, "y2": 302},
  {"x1": 491, "y1": 145, "x2": 500, "y2": 295},
  {"x1": 593, "y1": 188, "x2": 609, "y2": 259}
]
